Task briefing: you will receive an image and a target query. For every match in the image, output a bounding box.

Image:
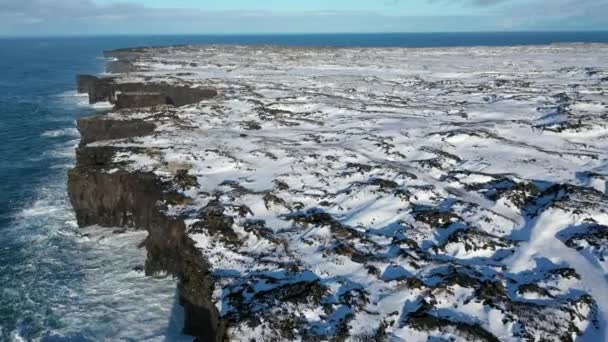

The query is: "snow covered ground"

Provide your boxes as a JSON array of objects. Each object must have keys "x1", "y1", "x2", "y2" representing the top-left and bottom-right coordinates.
[{"x1": 93, "y1": 44, "x2": 608, "y2": 341}]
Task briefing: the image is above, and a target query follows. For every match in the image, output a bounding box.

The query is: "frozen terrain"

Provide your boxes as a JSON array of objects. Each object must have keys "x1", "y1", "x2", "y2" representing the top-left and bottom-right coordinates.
[{"x1": 80, "y1": 44, "x2": 608, "y2": 341}]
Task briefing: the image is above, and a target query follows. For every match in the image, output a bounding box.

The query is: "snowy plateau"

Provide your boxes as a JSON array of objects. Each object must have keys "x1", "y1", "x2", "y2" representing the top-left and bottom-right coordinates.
[{"x1": 71, "y1": 44, "x2": 608, "y2": 341}]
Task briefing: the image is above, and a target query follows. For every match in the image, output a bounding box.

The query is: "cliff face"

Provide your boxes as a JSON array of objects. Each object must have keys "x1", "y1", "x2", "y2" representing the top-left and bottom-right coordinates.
[
  {"x1": 70, "y1": 68, "x2": 225, "y2": 340},
  {"x1": 76, "y1": 117, "x2": 156, "y2": 146},
  {"x1": 69, "y1": 147, "x2": 226, "y2": 341},
  {"x1": 75, "y1": 74, "x2": 217, "y2": 107},
  {"x1": 68, "y1": 44, "x2": 608, "y2": 341}
]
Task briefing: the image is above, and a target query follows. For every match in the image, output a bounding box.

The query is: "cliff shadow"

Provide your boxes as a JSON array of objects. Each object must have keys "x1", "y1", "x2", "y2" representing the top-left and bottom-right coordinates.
[{"x1": 164, "y1": 288, "x2": 190, "y2": 342}]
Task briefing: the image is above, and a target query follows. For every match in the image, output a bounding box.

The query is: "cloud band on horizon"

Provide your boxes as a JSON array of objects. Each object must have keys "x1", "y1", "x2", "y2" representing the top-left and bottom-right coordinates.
[{"x1": 0, "y1": 0, "x2": 605, "y2": 36}]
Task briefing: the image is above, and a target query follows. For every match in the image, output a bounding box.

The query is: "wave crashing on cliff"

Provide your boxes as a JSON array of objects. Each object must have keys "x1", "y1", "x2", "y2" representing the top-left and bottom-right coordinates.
[{"x1": 0, "y1": 90, "x2": 188, "y2": 341}]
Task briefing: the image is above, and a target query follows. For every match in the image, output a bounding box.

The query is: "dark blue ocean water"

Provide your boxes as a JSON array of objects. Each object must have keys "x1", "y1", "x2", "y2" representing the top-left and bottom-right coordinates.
[{"x1": 0, "y1": 32, "x2": 607, "y2": 341}]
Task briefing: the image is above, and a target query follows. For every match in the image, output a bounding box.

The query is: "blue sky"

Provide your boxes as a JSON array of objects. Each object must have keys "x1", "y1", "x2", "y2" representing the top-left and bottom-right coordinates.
[{"x1": 1, "y1": 0, "x2": 606, "y2": 36}]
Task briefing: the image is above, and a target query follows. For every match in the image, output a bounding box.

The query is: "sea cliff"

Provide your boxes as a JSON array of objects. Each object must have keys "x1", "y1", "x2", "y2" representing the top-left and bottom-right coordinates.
[{"x1": 71, "y1": 57, "x2": 224, "y2": 340}]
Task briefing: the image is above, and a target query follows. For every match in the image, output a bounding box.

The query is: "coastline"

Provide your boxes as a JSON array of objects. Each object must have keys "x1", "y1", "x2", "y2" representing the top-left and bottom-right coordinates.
[
  {"x1": 0, "y1": 45, "x2": 187, "y2": 339},
  {"x1": 69, "y1": 43, "x2": 608, "y2": 341},
  {"x1": 70, "y1": 50, "x2": 225, "y2": 340}
]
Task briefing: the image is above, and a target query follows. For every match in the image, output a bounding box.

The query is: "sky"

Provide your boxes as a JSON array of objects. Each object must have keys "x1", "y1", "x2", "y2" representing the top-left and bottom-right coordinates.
[{"x1": 0, "y1": 0, "x2": 606, "y2": 36}]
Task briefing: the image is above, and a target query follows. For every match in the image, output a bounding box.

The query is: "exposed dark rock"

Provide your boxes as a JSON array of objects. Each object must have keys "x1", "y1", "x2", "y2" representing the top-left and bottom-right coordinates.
[
  {"x1": 507, "y1": 296, "x2": 597, "y2": 341},
  {"x1": 565, "y1": 224, "x2": 608, "y2": 251},
  {"x1": 530, "y1": 183, "x2": 608, "y2": 215},
  {"x1": 75, "y1": 145, "x2": 127, "y2": 167},
  {"x1": 502, "y1": 181, "x2": 541, "y2": 209},
  {"x1": 426, "y1": 266, "x2": 597, "y2": 341},
  {"x1": 179, "y1": 252, "x2": 226, "y2": 342},
  {"x1": 76, "y1": 74, "x2": 217, "y2": 107},
  {"x1": 68, "y1": 146, "x2": 226, "y2": 341},
  {"x1": 263, "y1": 193, "x2": 289, "y2": 210},
  {"x1": 240, "y1": 120, "x2": 262, "y2": 130},
  {"x1": 407, "y1": 308, "x2": 500, "y2": 342},
  {"x1": 76, "y1": 74, "x2": 99, "y2": 94},
  {"x1": 106, "y1": 60, "x2": 137, "y2": 74},
  {"x1": 189, "y1": 200, "x2": 240, "y2": 246},
  {"x1": 273, "y1": 180, "x2": 290, "y2": 191},
  {"x1": 81, "y1": 76, "x2": 117, "y2": 104},
  {"x1": 68, "y1": 168, "x2": 162, "y2": 229},
  {"x1": 77, "y1": 115, "x2": 156, "y2": 146},
  {"x1": 517, "y1": 283, "x2": 554, "y2": 298},
  {"x1": 476, "y1": 281, "x2": 508, "y2": 305},
  {"x1": 223, "y1": 273, "x2": 328, "y2": 339},
  {"x1": 243, "y1": 219, "x2": 281, "y2": 244},
  {"x1": 369, "y1": 178, "x2": 399, "y2": 189},
  {"x1": 173, "y1": 169, "x2": 199, "y2": 190},
  {"x1": 115, "y1": 92, "x2": 167, "y2": 109},
  {"x1": 441, "y1": 228, "x2": 512, "y2": 254},
  {"x1": 332, "y1": 241, "x2": 370, "y2": 263},
  {"x1": 346, "y1": 162, "x2": 374, "y2": 173},
  {"x1": 420, "y1": 146, "x2": 462, "y2": 163},
  {"x1": 437, "y1": 266, "x2": 482, "y2": 288},
  {"x1": 413, "y1": 208, "x2": 460, "y2": 229},
  {"x1": 289, "y1": 209, "x2": 362, "y2": 241},
  {"x1": 103, "y1": 47, "x2": 147, "y2": 61},
  {"x1": 549, "y1": 267, "x2": 581, "y2": 280},
  {"x1": 111, "y1": 82, "x2": 218, "y2": 107}
]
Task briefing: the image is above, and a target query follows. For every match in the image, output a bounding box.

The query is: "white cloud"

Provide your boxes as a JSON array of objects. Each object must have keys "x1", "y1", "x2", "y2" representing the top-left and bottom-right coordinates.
[{"x1": 0, "y1": 0, "x2": 605, "y2": 36}]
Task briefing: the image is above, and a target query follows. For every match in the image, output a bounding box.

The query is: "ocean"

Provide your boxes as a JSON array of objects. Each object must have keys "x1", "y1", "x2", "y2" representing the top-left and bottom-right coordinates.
[{"x1": 0, "y1": 32, "x2": 607, "y2": 341}]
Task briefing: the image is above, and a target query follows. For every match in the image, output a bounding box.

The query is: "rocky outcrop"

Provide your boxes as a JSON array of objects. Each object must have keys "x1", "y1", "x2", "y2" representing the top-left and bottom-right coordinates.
[
  {"x1": 76, "y1": 74, "x2": 99, "y2": 94},
  {"x1": 106, "y1": 60, "x2": 137, "y2": 74},
  {"x1": 76, "y1": 74, "x2": 218, "y2": 107},
  {"x1": 115, "y1": 92, "x2": 167, "y2": 109},
  {"x1": 77, "y1": 115, "x2": 156, "y2": 146},
  {"x1": 77, "y1": 75, "x2": 117, "y2": 104},
  {"x1": 103, "y1": 47, "x2": 147, "y2": 61},
  {"x1": 68, "y1": 144, "x2": 226, "y2": 341},
  {"x1": 103, "y1": 47, "x2": 145, "y2": 73},
  {"x1": 112, "y1": 83, "x2": 218, "y2": 107}
]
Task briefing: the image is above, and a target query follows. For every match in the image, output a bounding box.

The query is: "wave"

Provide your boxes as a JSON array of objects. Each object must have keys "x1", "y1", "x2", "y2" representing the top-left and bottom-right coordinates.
[
  {"x1": 17, "y1": 201, "x2": 70, "y2": 218},
  {"x1": 9, "y1": 331, "x2": 26, "y2": 342},
  {"x1": 5, "y1": 180, "x2": 189, "y2": 341},
  {"x1": 41, "y1": 128, "x2": 79, "y2": 138},
  {"x1": 3, "y1": 124, "x2": 187, "y2": 342},
  {"x1": 54, "y1": 90, "x2": 113, "y2": 109},
  {"x1": 90, "y1": 101, "x2": 114, "y2": 109}
]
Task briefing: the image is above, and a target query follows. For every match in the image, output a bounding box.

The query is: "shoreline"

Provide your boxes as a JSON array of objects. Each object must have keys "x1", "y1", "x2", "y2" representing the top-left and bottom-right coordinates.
[
  {"x1": 69, "y1": 43, "x2": 608, "y2": 341},
  {"x1": 70, "y1": 55, "x2": 225, "y2": 339}
]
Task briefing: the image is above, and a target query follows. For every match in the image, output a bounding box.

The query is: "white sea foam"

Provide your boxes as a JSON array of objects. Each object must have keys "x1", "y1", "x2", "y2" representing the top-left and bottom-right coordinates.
[
  {"x1": 55, "y1": 90, "x2": 88, "y2": 106},
  {"x1": 2, "y1": 89, "x2": 187, "y2": 341},
  {"x1": 9, "y1": 331, "x2": 26, "y2": 342},
  {"x1": 17, "y1": 201, "x2": 69, "y2": 218},
  {"x1": 90, "y1": 101, "x2": 114, "y2": 109},
  {"x1": 42, "y1": 227, "x2": 190, "y2": 341},
  {"x1": 7, "y1": 191, "x2": 189, "y2": 341},
  {"x1": 41, "y1": 128, "x2": 79, "y2": 138},
  {"x1": 56, "y1": 90, "x2": 113, "y2": 109}
]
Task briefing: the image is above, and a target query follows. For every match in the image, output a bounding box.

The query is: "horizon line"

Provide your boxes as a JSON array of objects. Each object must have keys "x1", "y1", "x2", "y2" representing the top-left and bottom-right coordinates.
[{"x1": 1, "y1": 30, "x2": 608, "y2": 39}]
